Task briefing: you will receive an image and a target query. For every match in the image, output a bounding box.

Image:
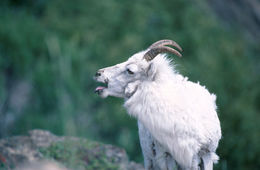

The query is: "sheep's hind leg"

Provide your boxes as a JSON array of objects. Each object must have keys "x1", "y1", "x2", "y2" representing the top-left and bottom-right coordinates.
[{"x1": 201, "y1": 153, "x2": 214, "y2": 170}]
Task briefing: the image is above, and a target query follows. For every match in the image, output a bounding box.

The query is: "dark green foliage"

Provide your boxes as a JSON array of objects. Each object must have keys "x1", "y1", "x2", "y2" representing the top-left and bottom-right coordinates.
[
  {"x1": 0, "y1": 0, "x2": 259, "y2": 169},
  {"x1": 0, "y1": 154, "x2": 8, "y2": 170}
]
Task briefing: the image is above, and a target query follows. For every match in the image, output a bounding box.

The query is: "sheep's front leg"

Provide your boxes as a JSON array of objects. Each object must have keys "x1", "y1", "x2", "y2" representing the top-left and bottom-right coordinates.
[
  {"x1": 138, "y1": 121, "x2": 180, "y2": 170},
  {"x1": 138, "y1": 121, "x2": 156, "y2": 170}
]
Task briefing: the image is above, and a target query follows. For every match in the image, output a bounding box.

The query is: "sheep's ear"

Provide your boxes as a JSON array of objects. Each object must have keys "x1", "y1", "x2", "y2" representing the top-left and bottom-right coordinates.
[{"x1": 146, "y1": 63, "x2": 157, "y2": 81}]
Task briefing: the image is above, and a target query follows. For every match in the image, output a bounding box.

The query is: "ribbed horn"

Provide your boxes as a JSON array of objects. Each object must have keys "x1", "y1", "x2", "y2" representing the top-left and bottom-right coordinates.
[
  {"x1": 148, "y1": 39, "x2": 183, "y2": 52},
  {"x1": 144, "y1": 39, "x2": 182, "y2": 61}
]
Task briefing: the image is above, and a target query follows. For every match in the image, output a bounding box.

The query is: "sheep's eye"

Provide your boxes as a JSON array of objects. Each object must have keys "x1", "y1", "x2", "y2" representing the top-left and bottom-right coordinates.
[{"x1": 127, "y1": 68, "x2": 134, "y2": 75}]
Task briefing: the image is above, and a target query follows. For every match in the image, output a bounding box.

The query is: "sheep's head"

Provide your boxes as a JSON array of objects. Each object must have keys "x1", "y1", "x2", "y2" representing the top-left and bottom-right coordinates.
[{"x1": 94, "y1": 39, "x2": 182, "y2": 98}]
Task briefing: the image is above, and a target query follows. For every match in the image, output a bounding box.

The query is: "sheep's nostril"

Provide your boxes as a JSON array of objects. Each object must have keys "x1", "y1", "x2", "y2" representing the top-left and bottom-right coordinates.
[{"x1": 95, "y1": 72, "x2": 101, "y2": 77}]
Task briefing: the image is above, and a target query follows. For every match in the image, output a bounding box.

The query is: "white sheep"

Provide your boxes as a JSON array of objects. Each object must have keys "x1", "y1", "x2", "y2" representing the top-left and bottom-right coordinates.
[{"x1": 94, "y1": 40, "x2": 221, "y2": 170}]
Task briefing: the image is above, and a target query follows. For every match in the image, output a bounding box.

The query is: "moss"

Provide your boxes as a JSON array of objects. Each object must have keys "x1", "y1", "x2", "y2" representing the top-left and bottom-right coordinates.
[
  {"x1": 0, "y1": 164, "x2": 8, "y2": 170},
  {"x1": 39, "y1": 138, "x2": 119, "y2": 170},
  {"x1": 0, "y1": 163, "x2": 5, "y2": 169}
]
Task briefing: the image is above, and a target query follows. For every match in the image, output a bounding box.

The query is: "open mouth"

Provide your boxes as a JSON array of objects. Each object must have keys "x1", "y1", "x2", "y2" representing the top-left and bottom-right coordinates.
[{"x1": 94, "y1": 80, "x2": 108, "y2": 95}]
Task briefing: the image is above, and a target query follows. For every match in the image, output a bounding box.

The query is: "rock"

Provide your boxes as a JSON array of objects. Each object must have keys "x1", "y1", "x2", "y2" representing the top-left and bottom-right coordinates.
[
  {"x1": 0, "y1": 130, "x2": 144, "y2": 170},
  {"x1": 14, "y1": 160, "x2": 68, "y2": 170}
]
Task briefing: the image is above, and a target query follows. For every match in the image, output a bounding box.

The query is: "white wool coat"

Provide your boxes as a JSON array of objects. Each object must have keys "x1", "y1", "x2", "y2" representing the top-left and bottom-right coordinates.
[{"x1": 124, "y1": 55, "x2": 221, "y2": 169}]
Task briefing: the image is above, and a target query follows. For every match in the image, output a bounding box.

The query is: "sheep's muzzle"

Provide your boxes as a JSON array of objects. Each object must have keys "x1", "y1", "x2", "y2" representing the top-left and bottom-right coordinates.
[{"x1": 94, "y1": 70, "x2": 108, "y2": 95}]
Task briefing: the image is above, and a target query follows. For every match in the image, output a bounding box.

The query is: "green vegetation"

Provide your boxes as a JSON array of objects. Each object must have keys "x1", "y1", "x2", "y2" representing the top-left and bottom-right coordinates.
[
  {"x1": 0, "y1": 0, "x2": 259, "y2": 169},
  {"x1": 39, "y1": 139, "x2": 119, "y2": 170},
  {"x1": 0, "y1": 162, "x2": 5, "y2": 169}
]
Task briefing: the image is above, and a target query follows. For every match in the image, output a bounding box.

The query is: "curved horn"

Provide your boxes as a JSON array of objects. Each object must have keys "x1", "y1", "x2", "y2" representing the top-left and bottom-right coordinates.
[
  {"x1": 144, "y1": 46, "x2": 182, "y2": 61},
  {"x1": 149, "y1": 39, "x2": 183, "y2": 52},
  {"x1": 144, "y1": 39, "x2": 182, "y2": 61}
]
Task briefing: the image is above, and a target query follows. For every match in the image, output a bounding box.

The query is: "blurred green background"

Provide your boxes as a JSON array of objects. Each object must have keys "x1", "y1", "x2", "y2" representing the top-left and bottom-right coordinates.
[{"x1": 0, "y1": 0, "x2": 259, "y2": 169}]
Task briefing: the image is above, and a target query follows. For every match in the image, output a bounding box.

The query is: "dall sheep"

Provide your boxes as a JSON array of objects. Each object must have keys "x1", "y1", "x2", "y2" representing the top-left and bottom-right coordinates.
[{"x1": 94, "y1": 39, "x2": 221, "y2": 170}]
